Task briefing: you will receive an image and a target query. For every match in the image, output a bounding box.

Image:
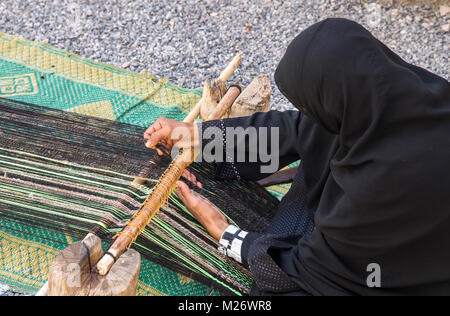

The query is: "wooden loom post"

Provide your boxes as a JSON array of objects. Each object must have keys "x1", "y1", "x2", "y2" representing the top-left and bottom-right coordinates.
[
  {"x1": 96, "y1": 85, "x2": 242, "y2": 276},
  {"x1": 43, "y1": 233, "x2": 140, "y2": 296}
]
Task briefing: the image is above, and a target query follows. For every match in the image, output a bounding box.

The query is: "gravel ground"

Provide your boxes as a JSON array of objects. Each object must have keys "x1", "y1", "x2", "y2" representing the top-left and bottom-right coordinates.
[
  {"x1": 0, "y1": 0, "x2": 448, "y2": 296},
  {"x1": 0, "y1": 0, "x2": 448, "y2": 111},
  {"x1": 0, "y1": 284, "x2": 22, "y2": 296}
]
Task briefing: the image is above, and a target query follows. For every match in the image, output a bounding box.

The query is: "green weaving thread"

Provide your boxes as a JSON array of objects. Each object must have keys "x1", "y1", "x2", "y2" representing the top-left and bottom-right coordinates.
[{"x1": 0, "y1": 35, "x2": 286, "y2": 295}]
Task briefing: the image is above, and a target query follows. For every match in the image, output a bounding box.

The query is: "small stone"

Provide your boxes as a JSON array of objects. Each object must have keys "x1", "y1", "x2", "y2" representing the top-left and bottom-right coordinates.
[
  {"x1": 442, "y1": 24, "x2": 450, "y2": 33},
  {"x1": 0, "y1": 284, "x2": 10, "y2": 295},
  {"x1": 440, "y1": 5, "x2": 450, "y2": 17},
  {"x1": 388, "y1": 40, "x2": 397, "y2": 46},
  {"x1": 122, "y1": 61, "x2": 131, "y2": 69}
]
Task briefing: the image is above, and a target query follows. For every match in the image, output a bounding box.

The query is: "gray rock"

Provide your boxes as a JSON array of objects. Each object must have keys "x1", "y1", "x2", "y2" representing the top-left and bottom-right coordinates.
[{"x1": 0, "y1": 284, "x2": 9, "y2": 295}]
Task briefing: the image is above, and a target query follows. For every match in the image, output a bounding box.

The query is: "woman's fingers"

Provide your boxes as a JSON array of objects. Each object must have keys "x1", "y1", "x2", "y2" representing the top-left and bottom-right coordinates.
[
  {"x1": 175, "y1": 181, "x2": 198, "y2": 208},
  {"x1": 144, "y1": 118, "x2": 195, "y2": 156},
  {"x1": 144, "y1": 119, "x2": 164, "y2": 139},
  {"x1": 183, "y1": 170, "x2": 196, "y2": 183},
  {"x1": 182, "y1": 170, "x2": 203, "y2": 189},
  {"x1": 155, "y1": 147, "x2": 164, "y2": 156},
  {"x1": 144, "y1": 118, "x2": 169, "y2": 148},
  {"x1": 145, "y1": 126, "x2": 170, "y2": 149}
]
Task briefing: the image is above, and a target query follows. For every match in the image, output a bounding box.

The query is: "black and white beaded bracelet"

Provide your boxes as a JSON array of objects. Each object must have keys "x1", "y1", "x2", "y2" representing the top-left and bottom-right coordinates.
[{"x1": 218, "y1": 225, "x2": 248, "y2": 264}]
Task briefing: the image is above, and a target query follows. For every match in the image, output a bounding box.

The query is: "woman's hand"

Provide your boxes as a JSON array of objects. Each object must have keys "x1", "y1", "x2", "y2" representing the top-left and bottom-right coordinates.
[
  {"x1": 144, "y1": 117, "x2": 198, "y2": 156},
  {"x1": 175, "y1": 181, "x2": 229, "y2": 241}
]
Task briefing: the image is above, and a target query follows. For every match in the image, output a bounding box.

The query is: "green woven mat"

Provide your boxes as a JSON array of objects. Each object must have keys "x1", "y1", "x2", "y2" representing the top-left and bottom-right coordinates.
[{"x1": 0, "y1": 33, "x2": 291, "y2": 295}]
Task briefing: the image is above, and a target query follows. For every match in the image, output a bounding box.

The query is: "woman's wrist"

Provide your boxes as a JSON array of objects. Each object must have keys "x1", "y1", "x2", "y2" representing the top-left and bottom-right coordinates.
[{"x1": 216, "y1": 221, "x2": 231, "y2": 241}]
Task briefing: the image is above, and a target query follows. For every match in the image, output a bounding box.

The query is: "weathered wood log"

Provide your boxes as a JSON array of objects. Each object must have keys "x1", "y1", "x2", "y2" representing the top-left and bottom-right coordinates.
[
  {"x1": 229, "y1": 74, "x2": 271, "y2": 118},
  {"x1": 44, "y1": 233, "x2": 140, "y2": 296},
  {"x1": 200, "y1": 79, "x2": 227, "y2": 121}
]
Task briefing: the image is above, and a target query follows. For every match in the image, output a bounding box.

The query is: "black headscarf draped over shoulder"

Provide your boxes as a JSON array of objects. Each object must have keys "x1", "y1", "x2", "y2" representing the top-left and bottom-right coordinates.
[{"x1": 274, "y1": 18, "x2": 450, "y2": 295}]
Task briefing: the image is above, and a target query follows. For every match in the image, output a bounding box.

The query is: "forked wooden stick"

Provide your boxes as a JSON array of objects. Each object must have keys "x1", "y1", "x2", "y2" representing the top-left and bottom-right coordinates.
[
  {"x1": 96, "y1": 85, "x2": 242, "y2": 276},
  {"x1": 183, "y1": 53, "x2": 241, "y2": 124}
]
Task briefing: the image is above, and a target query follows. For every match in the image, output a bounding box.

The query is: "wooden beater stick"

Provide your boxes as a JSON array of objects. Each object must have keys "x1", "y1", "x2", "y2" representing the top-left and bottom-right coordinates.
[{"x1": 96, "y1": 86, "x2": 242, "y2": 276}]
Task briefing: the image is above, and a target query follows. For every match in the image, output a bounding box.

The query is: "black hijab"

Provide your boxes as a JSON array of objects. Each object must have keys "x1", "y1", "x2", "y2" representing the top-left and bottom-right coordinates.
[{"x1": 274, "y1": 18, "x2": 450, "y2": 295}]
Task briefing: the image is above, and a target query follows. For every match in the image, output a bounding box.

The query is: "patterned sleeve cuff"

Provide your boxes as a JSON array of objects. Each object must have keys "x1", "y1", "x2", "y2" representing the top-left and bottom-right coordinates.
[
  {"x1": 218, "y1": 225, "x2": 248, "y2": 264},
  {"x1": 197, "y1": 120, "x2": 241, "y2": 180}
]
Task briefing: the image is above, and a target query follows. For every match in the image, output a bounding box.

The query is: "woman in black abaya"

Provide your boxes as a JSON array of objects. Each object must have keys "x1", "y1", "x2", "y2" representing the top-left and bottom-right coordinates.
[{"x1": 145, "y1": 18, "x2": 450, "y2": 295}]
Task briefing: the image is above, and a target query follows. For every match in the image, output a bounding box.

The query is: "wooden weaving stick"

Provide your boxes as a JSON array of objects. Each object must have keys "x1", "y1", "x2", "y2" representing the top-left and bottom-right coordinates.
[{"x1": 96, "y1": 86, "x2": 242, "y2": 276}]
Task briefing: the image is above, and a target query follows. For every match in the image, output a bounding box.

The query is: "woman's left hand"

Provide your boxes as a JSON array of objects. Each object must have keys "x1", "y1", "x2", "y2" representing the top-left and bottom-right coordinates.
[{"x1": 175, "y1": 181, "x2": 229, "y2": 241}]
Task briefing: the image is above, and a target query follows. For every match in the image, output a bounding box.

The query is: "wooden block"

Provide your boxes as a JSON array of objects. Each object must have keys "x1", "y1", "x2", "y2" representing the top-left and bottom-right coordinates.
[
  {"x1": 229, "y1": 74, "x2": 271, "y2": 118},
  {"x1": 89, "y1": 250, "x2": 140, "y2": 296},
  {"x1": 47, "y1": 233, "x2": 140, "y2": 296},
  {"x1": 47, "y1": 233, "x2": 102, "y2": 296},
  {"x1": 200, "y1": 79, "x2": 227, "y2": 121}
]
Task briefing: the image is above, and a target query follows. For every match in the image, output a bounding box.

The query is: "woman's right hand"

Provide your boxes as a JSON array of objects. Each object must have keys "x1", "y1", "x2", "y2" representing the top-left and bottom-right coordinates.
[{"x1": 144, "y1": 117, "x2": 198, "y2": 156}]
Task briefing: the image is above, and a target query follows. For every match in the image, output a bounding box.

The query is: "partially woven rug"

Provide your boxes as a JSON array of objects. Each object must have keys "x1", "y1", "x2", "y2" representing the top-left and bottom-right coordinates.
[{"x1": 0, "y1": 33, "x2": 292, "y2": 295}]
